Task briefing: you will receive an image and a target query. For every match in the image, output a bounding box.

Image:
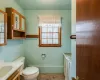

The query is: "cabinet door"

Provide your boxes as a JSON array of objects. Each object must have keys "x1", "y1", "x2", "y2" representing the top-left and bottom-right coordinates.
[
  {"x1": 7, "y1": 70, "x2": 20, "y2": 80},
  {"x1": 0, "y1": 10, "x2": 7, "y2": 46},
  {"x1": 13, "y1": 11, "x2": 20, "y2": 30},
  {"x1": 20, "y1": 16, "x2": 26, "y2": 31}
]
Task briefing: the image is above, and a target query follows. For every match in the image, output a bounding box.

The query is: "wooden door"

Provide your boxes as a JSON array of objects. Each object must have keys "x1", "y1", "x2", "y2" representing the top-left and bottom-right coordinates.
[{"x1": 76, "y1": 0, "x2": 100, "y2": 80}]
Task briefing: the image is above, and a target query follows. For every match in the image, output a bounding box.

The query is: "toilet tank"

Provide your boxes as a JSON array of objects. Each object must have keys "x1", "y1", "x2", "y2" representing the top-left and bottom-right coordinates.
[{"x1": 13, "y1": 57, "x2": 25, "y2": 74}]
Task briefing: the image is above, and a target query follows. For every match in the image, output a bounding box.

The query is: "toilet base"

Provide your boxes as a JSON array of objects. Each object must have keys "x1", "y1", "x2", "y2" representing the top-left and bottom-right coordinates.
[{"x1": 22, "y1": 71, "x2": 39, "y2": 80}]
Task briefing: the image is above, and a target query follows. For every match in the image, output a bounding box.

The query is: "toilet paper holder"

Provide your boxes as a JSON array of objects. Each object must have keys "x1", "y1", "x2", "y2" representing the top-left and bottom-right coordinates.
[{"x1": 41, "y1": 54, "x2": 46, "y2": 58}]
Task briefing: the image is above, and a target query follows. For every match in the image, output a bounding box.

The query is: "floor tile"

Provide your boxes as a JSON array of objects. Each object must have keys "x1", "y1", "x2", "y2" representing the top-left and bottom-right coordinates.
[{"x1": 38, "y1": 73, "x2": 65, "y2": 80}]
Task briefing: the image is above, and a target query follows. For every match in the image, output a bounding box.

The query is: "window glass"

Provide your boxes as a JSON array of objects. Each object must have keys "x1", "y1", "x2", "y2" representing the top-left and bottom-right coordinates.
[
  {"x1": 48, "y1": 39, "x2": 52, "y2": 44},
  {"x1": 48, "y1": 33, "x2": 52, "y2": 39},
  {"x1": 39, "y1": 25, "x2": 61, "y2": 47},
  {"x1": 53, "y1": 39, "x2": 58, "y2": 44},
  {"x1": 42, "y1": 39, "x2": 47, "y2": 44},
  {"x1": 42, "y1": 33, "x2": 47, "y2": 38},
  {"x1": 53, "y1": 33, "x2": 58, "y2": 38}
]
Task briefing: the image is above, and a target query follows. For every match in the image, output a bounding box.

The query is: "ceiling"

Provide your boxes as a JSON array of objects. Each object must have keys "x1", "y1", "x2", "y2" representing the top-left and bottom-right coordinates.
[{"x1": 16, "y1": 0, "x2": 71, "y2": 10}]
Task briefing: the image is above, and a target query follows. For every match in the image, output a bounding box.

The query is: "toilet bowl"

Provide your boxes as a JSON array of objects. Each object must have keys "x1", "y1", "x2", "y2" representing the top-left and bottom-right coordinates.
[
  {"x1": 13, "y1": 57, "x2": 39, "y2": 80},
  {"x1": 22, "y1": 67, "x2": 39, "y2": 80}
]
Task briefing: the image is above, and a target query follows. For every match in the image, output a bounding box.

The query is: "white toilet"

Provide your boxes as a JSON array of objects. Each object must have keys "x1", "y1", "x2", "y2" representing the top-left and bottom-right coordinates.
[{"x1": 13, "y1": 57, "x2": 39, "y2": 80}]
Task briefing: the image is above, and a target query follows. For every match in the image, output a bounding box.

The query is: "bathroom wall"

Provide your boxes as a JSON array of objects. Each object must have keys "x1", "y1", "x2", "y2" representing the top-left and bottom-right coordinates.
[
  {"x1": 24, "y1": 10, "x2": 71, "y2": 73},
  {"x1": 0, "y1": 0, "x2": 24, "y2": 62},
  {"x1": 0, "y1": 0, "x2": 24, "y2": 14},
  {"x1": 71, "y1": 0, "x2": 76, "y2": 78}
]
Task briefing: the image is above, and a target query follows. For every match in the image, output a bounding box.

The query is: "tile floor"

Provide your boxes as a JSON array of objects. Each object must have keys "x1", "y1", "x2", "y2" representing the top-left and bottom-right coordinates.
[{"x1": 38, "y1": 73, "x2": 65, "y2": 80}]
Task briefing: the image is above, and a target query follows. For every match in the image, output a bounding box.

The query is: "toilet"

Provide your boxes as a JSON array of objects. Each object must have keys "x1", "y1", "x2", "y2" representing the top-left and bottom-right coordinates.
[{"x1": 13, "y1": 57, "x2": 39, "y2": 80}]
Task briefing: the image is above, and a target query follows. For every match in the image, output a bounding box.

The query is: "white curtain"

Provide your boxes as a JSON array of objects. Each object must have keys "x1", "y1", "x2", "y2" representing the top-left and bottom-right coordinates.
[{"x1": 38, "y1": 15, "x2": 62, "y2": 27}]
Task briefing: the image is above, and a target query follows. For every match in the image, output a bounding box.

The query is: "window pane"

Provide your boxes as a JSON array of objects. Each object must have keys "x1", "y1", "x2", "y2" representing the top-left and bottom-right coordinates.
[
  {"x1": 53, "y1": 33, "x2": 58, "y2": 38},
  {"x1": 42, "y1": 39, "x2": 47, "y2": 44},
  {"x1": 53, "y1": 27, "x2": 58, "y2": 32},
  {"x1": 42, "y1": 28, "x2": 47, "y2": 32},
  {"x1": 42, "y1": 24, "x2": 48, "y2": 27},
  {"x1": 0, "y1": 39, "x2": 4, "y2": 43},
  {"x1": 48, "y1": 27, "x2": 52, "y2": 32},
  {"x1": 48, "y1": 24, "x2": 52, "y2": 27},
  {"x1": 42, "y1": 33, "x2": 47, "y2": 38},
  {"x1": 53, "y1": 39, "x2": 58, "y2": 44},
  {"x1": 0, "y1": 33, "x2": 4, "y2": 39},
  {"x1": 14, "y1": 13, "x2": 19, "y2": 29},
  {"x1": 48, "y1": 39, "x2": 52, "y2": 44},
  {"x1": 40, "y1": 23, "x2": 61, "y2": 46},
  {"x1": 48, "y1": 33, "x2": 52, "y2": 38},
  {"x1": 0, "y1": 23, "x2": 4, "y2": 32}
]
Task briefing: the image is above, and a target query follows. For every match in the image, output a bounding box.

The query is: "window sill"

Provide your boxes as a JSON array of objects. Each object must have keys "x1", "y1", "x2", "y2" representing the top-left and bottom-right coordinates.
[{"x1": 39, "y1": 44, "x2": 61, "y2": 47}]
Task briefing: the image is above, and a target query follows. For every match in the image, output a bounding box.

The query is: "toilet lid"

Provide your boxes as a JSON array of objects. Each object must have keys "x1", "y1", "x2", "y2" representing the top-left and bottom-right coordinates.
[{"x1": 22, "y1": 67, "x2": 39, "y2": 75}]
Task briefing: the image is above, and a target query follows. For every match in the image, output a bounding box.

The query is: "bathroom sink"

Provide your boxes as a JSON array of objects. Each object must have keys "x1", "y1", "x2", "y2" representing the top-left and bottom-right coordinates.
[{"x1": 0, "y1": 66, "x2": 12, "y2": 77}]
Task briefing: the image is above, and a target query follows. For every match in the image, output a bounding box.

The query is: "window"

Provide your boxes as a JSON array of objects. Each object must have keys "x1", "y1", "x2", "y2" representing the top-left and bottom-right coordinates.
[{"x1": 38, "y1": 16, "x2": 62, "y2": 47}]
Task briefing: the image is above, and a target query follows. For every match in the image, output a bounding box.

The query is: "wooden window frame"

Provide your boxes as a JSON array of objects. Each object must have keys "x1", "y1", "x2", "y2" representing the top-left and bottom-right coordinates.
[{"x1": 39, "y1": 27, "x2": 62, "y2": 47}]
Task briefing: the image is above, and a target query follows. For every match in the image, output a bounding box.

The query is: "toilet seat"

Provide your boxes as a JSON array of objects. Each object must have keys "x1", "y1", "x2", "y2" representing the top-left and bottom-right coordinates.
[{"x1": 22, "y1": 67, "x2": 39, "y2": 75}]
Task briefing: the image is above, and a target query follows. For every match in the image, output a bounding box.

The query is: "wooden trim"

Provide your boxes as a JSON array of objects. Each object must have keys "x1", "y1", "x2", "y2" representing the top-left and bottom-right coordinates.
[
  {"x1": 70, "y1": 35, "x2": 76, "y2": 39},
  {"x1": 39, "y1": 27, "x2": 62, "y2": 47},
  {"x1": 39, "y1": 27, "x2": 41, "y2": 46},
  {"x1": 12, "y1": 37, "x2": 26, "y2": 39},
  {"x1": 4, "y1": 12, "x2": 7, "y2": 45},
  {"x1": 6, "y1": 8, "x2": 26, "y2": 39},
  {"x1": 19, "y1": 16, "x2": 21, "y2": 30},
  {"x1": 0, "y1": 10, "x2": 5, "y2": 14},
  {"x1": 0, "y1": 43, "x2": 7, "y2": 46},
  {"x1": 13, "y1": 29, "x2": 25, "y2": 32},
  {"x1": 12, "y1": 8, "x2": 14, "y2": 38},
  {"x1": 12, "y1": 8, "x2": 24, "y2": 17},
  {"x1": 26, "y1": 35, "x2": 39, "y2": 38},
  {"x1": 39, "y1": 44, "x2": 61, "y2": 47},
  {"x1": 24, "y1": 17, "x2": 26, "y2": 37},
  {"x1": 7, "y1": 69, "x2": 20, "y2": 80},
  {"x1": 13, "y1": 72, "x2": 20, "y2": 80}
]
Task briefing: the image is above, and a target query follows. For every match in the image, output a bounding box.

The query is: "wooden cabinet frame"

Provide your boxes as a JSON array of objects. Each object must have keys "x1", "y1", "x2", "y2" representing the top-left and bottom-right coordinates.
[
  {"x1": 7, "y1": 69, "x2": 20, "y2": 80},
  {"x1": 6, "y1": 8, "x2": 26, "y2": 39},
  {"x1": 0, "y1": 10, "x2": 7, "y2": 46}
]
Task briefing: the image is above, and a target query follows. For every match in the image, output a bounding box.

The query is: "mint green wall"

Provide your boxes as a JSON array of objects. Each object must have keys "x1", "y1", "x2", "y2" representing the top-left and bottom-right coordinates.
[
  {"x1": 16, "y1": 0, "x2": 71, "y2": 10},
  {"x1": 0, "y1": 40, "x2": 24, "y2": 62},
  {"x1": 0, "y1": 0, "x2": 24, "y2": 14},
  {"x1": 24, "y1": 10, "x2": 71, "y2": 73},
  {"x1": 0, "y1": 0, "x2": 24, "y2": 62},
  {"x1": 71, "y1": 0, "x2": 76, "y2": 78},
  {"x1": 0, "y1": 0, "x2": 72, "y2": 74}
]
